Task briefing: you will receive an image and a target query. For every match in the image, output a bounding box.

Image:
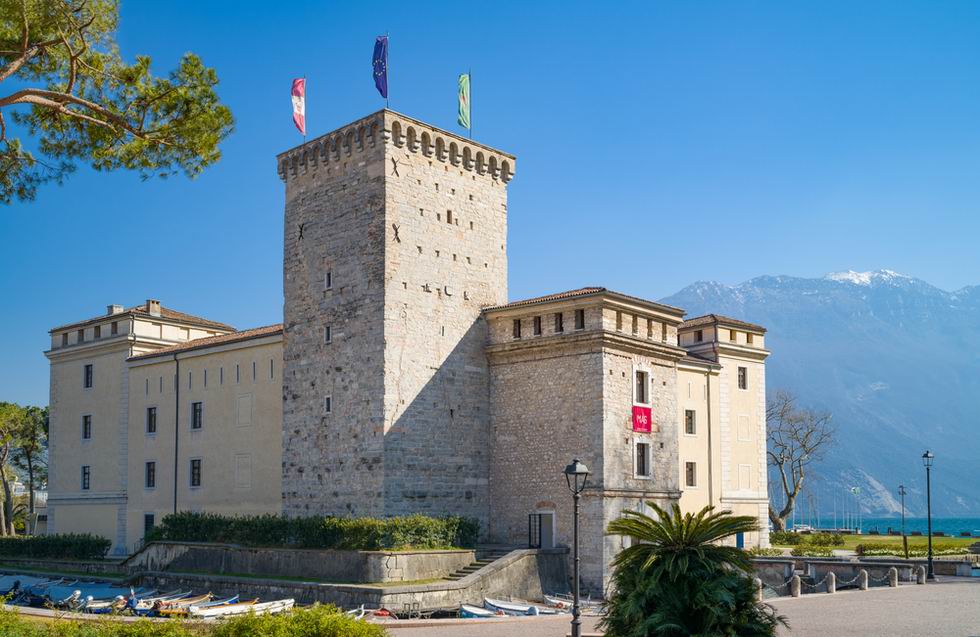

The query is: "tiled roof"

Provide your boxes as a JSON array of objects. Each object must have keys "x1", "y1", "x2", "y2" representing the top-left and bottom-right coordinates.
[
  {"x1": 484, "y1": 287, "x2": 684, "y2": 314},
  {"x1": 50, "y1": 304, "x2": 235, "y2": 333},
  {"x1": 128, "y1": 324, "x2": 283, "y2": 362},
  {"x1": 679, "y1": 313, "x2": 767, "y2": 333}
]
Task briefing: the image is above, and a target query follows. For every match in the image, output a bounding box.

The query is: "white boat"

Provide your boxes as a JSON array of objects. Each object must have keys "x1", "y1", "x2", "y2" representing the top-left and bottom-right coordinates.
[
  {"x1": 344, "y1": 604, "x2": 368, "y2": 620},
  {"x1": 484, "y1": 598, "x2": 539, "y2": 616},
  {"x1": 460, "y1": 604, "x2": 499, "y2": 618},
  {"x1": 189, "y1": 598, "x2": 294, "y2": 619}
]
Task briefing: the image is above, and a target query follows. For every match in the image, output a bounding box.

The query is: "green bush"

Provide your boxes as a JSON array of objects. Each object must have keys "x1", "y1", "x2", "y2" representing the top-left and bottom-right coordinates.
[
  {"x1": 0, "y1": 533, "x2": 111, "y2": 561},
  {"x1": 855, "y1": 542, "x2": 968, "y2": 557},
  {"x1": 790, "y1": 545, "x2": 835, "y2": 557},
  {"x1": 0, "y1": 603, "x2": 385, "y2": 636},
  {"x1": 748, "y1": 547, "x2": 784, "y2": 557},
  {"x1": 145, "y1": 511, "x2": 478, "y2": 550},
  {"x1": 769, "y1": 531, "x2": 803, "y2": 545},
  {"x1": 807, "y1": 533, "x2": 845, "y2": 547}
]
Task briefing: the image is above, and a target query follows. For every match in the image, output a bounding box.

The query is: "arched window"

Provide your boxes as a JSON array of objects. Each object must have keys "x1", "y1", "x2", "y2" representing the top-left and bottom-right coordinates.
[
  {"x1": 488, "y1": 156, "x2": 498, "y2": 179},
  {"x1": 449, "y1": 142, "x2": 460, "y2": 165},
  {"x1": 406, "y1": 126, "x2": 418, "y2": 152},
  {"x1": 501, "y1": 159, "x2": 512, "y2": 182},
  {"x1": 391, "y1": 120, "x2": 403, "y2": 147},
  {"x1": 462, "y1": 146, "x2": 473, "y2": 170},
  {"x1": 420, "y1": 132, "x2": 432, "y2": 156}
]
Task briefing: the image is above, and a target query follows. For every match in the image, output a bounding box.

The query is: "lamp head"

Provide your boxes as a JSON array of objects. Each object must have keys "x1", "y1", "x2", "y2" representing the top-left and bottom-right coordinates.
[
  {"x1": 922, "y1": 450, "x2": 934, "y2": 468},
  {"x1": 564, "y1": 458, "x2": 590, "y2": 495}
]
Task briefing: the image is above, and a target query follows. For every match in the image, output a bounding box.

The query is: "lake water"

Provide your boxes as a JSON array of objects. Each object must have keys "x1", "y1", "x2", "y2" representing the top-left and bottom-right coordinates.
[{"x1": 791, "y1": 516, "x2": 980, "y2": 536}]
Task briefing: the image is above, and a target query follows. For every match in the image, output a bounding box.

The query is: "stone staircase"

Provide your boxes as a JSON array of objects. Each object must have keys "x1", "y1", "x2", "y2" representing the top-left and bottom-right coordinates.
[{"x1": 445, "y1": 545, "x2": 514, "y2": 581}]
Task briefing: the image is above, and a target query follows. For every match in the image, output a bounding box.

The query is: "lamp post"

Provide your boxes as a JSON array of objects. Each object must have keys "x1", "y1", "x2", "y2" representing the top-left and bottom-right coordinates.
[
  {"x1": 922, "y1": 451, "x2": 935, "y2": 580},
  {"x1": 564, "y1": 459, "x2": 590, "y2": 637},
  {"x1": 898, "y1": 485, "x2": 908, "y2": 559}
]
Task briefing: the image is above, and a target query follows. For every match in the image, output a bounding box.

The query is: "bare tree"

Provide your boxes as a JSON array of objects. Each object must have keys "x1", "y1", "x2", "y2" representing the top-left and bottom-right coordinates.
[{"x1": 767, "y1": 391, "x2": 834, "y2": 531}]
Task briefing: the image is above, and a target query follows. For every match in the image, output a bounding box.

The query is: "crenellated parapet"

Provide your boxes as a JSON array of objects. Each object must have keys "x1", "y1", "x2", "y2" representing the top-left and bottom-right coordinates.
[{"x1": 276, "y1": 109, "x2": 515, "y2": 183}]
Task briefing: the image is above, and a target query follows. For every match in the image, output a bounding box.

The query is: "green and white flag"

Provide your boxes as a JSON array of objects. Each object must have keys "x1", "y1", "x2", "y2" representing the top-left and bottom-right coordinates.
[{"x1": 457, "y1": 73, "x2": 471, "y2": 130}]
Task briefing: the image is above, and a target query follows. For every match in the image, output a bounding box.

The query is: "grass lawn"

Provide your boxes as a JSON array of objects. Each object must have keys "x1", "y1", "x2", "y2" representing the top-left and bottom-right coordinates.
[{"x1": 773, "y1": 534, "x2": 978, "y2": 551}]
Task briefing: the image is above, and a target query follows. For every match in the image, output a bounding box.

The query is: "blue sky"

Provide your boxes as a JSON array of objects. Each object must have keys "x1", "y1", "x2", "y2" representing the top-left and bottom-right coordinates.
[{"x1": 4, "y1": 1, "x2": 980, "y2": 405}]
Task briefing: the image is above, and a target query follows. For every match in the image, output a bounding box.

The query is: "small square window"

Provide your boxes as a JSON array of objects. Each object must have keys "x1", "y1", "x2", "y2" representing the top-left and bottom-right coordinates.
[
  {"x1": 446, "y1": 210, "x2": 453, "y2": 224},
  {"x1": 685, "y1": 462, "x2": 697, "y2": 487},
  {"x1": 324, "y1": 271, "x2": 333, "y2": 290},
  {"x1": 61, "y1": 333, "x2": 68, "y2": 347},
  {"x1": 532, "y1": 316, "x2": 542, "y2": 336},
  {"x1": 190, "y1": 459, "x2": 202, "y2": 487},
  {"x1": 635, "y1": 371, "x2": 649, "y2": 404},
  {"x1": 554, "y1": 313, "x2": 564, "y2": 333},
  {"x1": 695, "y1": 329, "x2": 703, "y2": 342},
  {"x1": 730, "y1": 329, "x2": 737, "y2": 342},
  {"x1": 324, "y1": 325, "x2": 332, "y2": 344},
  {"x1": 81, "y1": 466, "x2": 91, "y2": 490},
  {"x1": 685, "y1": 410, "x2": 696, "y2": 435},
  {"x1": 77, "y1": 329, "x2": 85, "y2": 343},
  {"x1": 146, "y1": 407, "x2": 157, "y2": 434},
  {"x1": 738, "y1": 367, "x2": 748, "y2": 390},
  {"x1": 94, "y1": 325, "x2": 101, "y2": 339},
  {"x1": 83, "y1": 364, "x2": 93, "y2": 388},
  {"x1": 747, "y1": 333, "x2": 755, "y2": 345},
  {"x1": 574, "y1": 309, "x2": 585, "y2": 330},
  {"x1": 82, "y1": 415, "x2": 92, "y2": 440},
  {"x1": 324, "y1": 396, "x2": 332, "y2": 414},
  {"x1": 636, "y1": 442, "x2": 651, "y2": 478},
  {"x1": 111, "y1": 321, "x2": 118, "y2": 335},
  {"x1": 145, "y1": 461, "x2": 156, "y2": 489},
  {"x1": 512, "y1": 319, "x2": 522, "y2": 339},
  {"x1": 191, "y1": 402, "x2": 203, "y2": 429}
]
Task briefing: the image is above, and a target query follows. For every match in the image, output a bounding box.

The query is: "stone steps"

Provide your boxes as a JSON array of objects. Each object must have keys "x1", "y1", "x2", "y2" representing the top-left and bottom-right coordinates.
[{"x1": 445, "y1": 548, "x2": 515, "y2": 581}]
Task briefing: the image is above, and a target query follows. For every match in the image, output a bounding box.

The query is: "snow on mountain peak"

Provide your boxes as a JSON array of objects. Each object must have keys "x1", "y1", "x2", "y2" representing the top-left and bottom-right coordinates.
[{"x1": 825, "y1": 269, "x2": 912, "y2": 286}]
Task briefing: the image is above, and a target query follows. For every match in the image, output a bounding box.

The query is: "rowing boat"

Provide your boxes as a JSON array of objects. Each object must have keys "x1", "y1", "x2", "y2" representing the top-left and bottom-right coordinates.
[
  {"x1": 460, "y1": 604, "x2": 499, "y2": 618},
  {"x1": 189, "y1": 598, "x2": 293, "y2": 618}
]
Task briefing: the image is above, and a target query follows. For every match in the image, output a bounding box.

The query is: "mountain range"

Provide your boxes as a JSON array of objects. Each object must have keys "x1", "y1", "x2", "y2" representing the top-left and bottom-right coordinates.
[{"x1": 662, "y1": 270, "x2": 980, "y2": 519}]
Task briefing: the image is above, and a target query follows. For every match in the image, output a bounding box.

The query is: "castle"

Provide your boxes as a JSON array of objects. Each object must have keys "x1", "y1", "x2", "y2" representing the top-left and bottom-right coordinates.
[{"x1": 44, "y1": 110, "x2": 770, "y2": 589}]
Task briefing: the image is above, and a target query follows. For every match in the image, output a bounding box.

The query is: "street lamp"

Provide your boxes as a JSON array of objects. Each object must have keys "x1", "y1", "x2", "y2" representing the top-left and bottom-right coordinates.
[
  {"x1": 898, "y1": 485, "x2": 908, "y2": 559},
  {"x1": 564, "y1": 458, "x2": 590, "y2": 637},
  {"x1": 922, "y1": 451, "x2": 935, "y2": 580}
]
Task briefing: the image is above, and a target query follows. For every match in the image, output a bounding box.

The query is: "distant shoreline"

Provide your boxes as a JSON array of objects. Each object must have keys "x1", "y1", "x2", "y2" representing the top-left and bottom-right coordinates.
[{"x1": 788, "y1": 516, "x2": 980, "y2": 535}]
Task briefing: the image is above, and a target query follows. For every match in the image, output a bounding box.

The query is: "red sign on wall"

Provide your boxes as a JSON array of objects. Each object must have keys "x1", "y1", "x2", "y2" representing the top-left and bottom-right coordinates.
[{"x1": 632, "y1": 406, "x2": 652, "y2": 433}]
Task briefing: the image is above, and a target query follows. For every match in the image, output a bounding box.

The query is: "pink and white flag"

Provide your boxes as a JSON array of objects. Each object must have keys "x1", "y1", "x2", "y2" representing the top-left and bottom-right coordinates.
[{"x1": 291, "y1": 78, "x2": 306, "y2": 135}]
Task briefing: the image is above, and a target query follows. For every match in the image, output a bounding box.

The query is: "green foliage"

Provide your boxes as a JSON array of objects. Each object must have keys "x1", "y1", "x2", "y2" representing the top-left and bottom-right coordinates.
[
  {"x1": 769, "y1": 531, "x2": 803, "y2": 545},
  {"x1": 0, "y1": 0, "x2": 234, "y2": 203},
  {"x1": 602, "y1": 503, "x2": 786, "y2": 637},
  {"x1": 0, "y1": 603, "x2": 385, "y2": 636},
  {"x1": 806, "y1": 533, "x2": 845, "y2": 547},
  {"x1": 145, "y1": 511, "x2": 479, "y2": 551},
  {"x1": 0, "y1": 533, "x2": 110, "y2": 560},
  {"x1": 748, "y1": 547, "x2": 785, "y2": 557},
  {"x1": 855, "y1": 541, "x2": 968, "y2": 557},
  {"x1": 789, "y1": 545, "x2": 834, "y2": 557},
  {"x1": 771, "y1": 531, "x2": 844, "y2": 547}
]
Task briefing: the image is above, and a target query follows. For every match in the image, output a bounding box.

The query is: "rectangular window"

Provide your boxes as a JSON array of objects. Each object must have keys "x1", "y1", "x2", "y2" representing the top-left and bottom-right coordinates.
[
  {"x1": 324, "y1": 325, "x2": 332, "y2": 343},
  {"x1": 94, "y1": 325, "x2": 101, "y2": 339},
  {"x1": 446, "y1": 210, "x2": 453, "y2": 224},
  {"x1": 616, "y1": 311, "x2": 623, "y2": 331},
  {"x1": 145, "y1": 461, "x2": 156, "y2": 488},
  {"x1": 635, "y1": 370, "x2": 649, "y2": 404},
  {"x1": 575, "y1": 309, "x2": 585, "y2": 330},
  {"x1": 204, "y1": 369, "x2": 208, "y2": 387},
  {"x1": 252, "y1": 361, "x2": 256, "y2": 380},
  {"x1": 81, "y1": 466, "x2": 90, "y2": 490},
  {"x1": 188, "y1": 371, "x2": 192, "y2": 389},
  {"x1": 554, "y1": 312, "x2": 564, "y2": 333},
  {"x1": 533, "y1": 316, "x2": 542, "y2": 336},
  {"x1": 631, "y1": 315, "x2": 638, "y2": 335},
  {"x1": 694, "y1": 329, "x2": 703, "y2": 342},
  {"x1": 236, "y1": 364, "x2": 240, "y2": 383},
  {"x1": 747, "y1": 333, "x2": 754, "y2": 345},
  {"x1": 685, "y1": 409, "x2": 696, "y2": 435},
  {"x1": 146, "y1": 407, "x2": 157, "y2": 434},
  {"x1": 82, "y1": 415, "x2": 92, "y2": 440},
  {"x1": 190, "y1": 402, "x2": 203, "y2": 429},
  {"x1": 685, "y1": 462, "x2": 697, "y2": 487},
  {"x1": 83, "y1": 364, "x2": 93, "y2": 388},
  {"x1": 635, "y1": 442, "x2": 650, "y2": 478},
  {"x1": 324, "y1": 271, "x2": 332, "y2": 290},
  {"x1": 145, "y1": 378, "x2": 149, "y2": 396},
  {"x1": 61, "y1": 333, "x2": 68, "y2": 347},
  {"x1": 324, "y1": 396, "x2": 332, "y2": 414},
  {"x1": 144, "y1": 513, "x2": 155, "y2": 536},
  {"x1": 730, "y1": 329, "x2": 737, "y2": 342},
  {"x1": 190, "y1": 459, "x2": 202, "y2": 487},
  {"x1": 220, "y1": 367, "x2": 224, "y2": 385},
  {"x1": 512, "y1": 319, "x2": 521, "y2": 339},
  {"x1": 737, "y1": 366, "x2": 748, "y2": 390},
  {"x1": 270, "y1": 359, "x2": 274, "y2": 379},
  {"x1": 662, "y1": 322, "x2": 668, "y2": 342},
  {"x1": 77, "y1": 328, "x2": 85, "y2": 343},
  {"x1": 111, "y1": 321, "x2": 118, "y2": 335},
  {"x1": 647, "y1": 318, "x2": 653, "y2": 339}
]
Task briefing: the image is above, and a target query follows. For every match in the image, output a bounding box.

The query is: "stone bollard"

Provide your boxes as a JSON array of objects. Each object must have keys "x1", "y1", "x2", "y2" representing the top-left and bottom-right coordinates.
[
  {"x1": 858, "y1": 569, "x2": 869, "y2": 591},
  {"x1": 753, "y1": 577, "x2": 763, "y2": 602},
  {"x1": 790, "y1": 574, "x2": 801, "y2": 598},
  {"x1": 826, "y1": 571, "x2": 836, "y2": 594},
  {"x1": 916, "y1": 565, "x2": 926, "y2": 584},
  {"x1": 888, "y1": 567, "x2": 898, "y2": 587}
]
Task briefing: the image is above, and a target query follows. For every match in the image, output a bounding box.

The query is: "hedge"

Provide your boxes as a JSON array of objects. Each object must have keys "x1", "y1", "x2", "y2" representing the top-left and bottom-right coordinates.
[
  {"x1": 0, "y1": 533, "x2": 111, "y2": 560},
  {"x1": 0, "y1": 603, "x2": 385, "y2": 637},
  {"x1": 790, "y1": 545, "x2": 835, "y2": 557},
  {"x1": 770, "y1": 531, "x2": 844, "y2": 547},
  {"x1": 855, "y1": 541, "x2": 969, "y2": 558},
  {"x1": 145, "y1": 511, "x2": 479, "y2": 550}
]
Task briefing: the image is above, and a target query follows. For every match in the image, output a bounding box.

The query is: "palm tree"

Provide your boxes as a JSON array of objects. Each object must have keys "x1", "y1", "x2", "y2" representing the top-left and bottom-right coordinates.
[{"x1": 602, "y1": 503, "x2": 786, "y2": 637}]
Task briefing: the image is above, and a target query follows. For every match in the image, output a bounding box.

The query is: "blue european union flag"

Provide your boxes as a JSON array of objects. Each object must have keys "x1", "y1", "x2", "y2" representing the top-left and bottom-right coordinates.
[{"x1": 373, "y1": 36, "x2": 388, "y2": 99}]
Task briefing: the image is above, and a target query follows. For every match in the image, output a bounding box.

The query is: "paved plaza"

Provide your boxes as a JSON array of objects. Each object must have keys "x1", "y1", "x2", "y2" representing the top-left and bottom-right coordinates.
[{"x1": 383, "y1": 577, "x2": 980, "y2": 636}]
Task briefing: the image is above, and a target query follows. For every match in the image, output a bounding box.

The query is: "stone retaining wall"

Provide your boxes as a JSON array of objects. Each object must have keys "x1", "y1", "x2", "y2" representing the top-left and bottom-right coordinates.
[
  {"x1": 0, "y1": 557, "x2": 124, "y2": 576},
  {"x1": 122, "y1": 541, "x2": 474, "y2": 584}
]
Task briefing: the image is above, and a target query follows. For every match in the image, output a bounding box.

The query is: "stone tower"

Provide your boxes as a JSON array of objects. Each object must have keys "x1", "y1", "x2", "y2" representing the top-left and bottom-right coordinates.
[{"x1": 277, "y1": 110, "x2": 515, "y2": 529}]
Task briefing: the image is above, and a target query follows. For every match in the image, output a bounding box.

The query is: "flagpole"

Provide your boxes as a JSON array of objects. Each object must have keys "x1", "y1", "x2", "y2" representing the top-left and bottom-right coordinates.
[
  {"x1": 468, "y1": 67, "x2": 472, "y2": 140},
  {"x1": 386, "y1": 32, "x2": 390, "y2": 109}
]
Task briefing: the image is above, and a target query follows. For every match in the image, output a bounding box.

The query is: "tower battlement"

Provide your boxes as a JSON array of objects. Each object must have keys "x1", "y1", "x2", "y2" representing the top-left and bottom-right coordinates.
[{"x1": 276, "y1": 110, "x2": 515, "y2": 183}]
